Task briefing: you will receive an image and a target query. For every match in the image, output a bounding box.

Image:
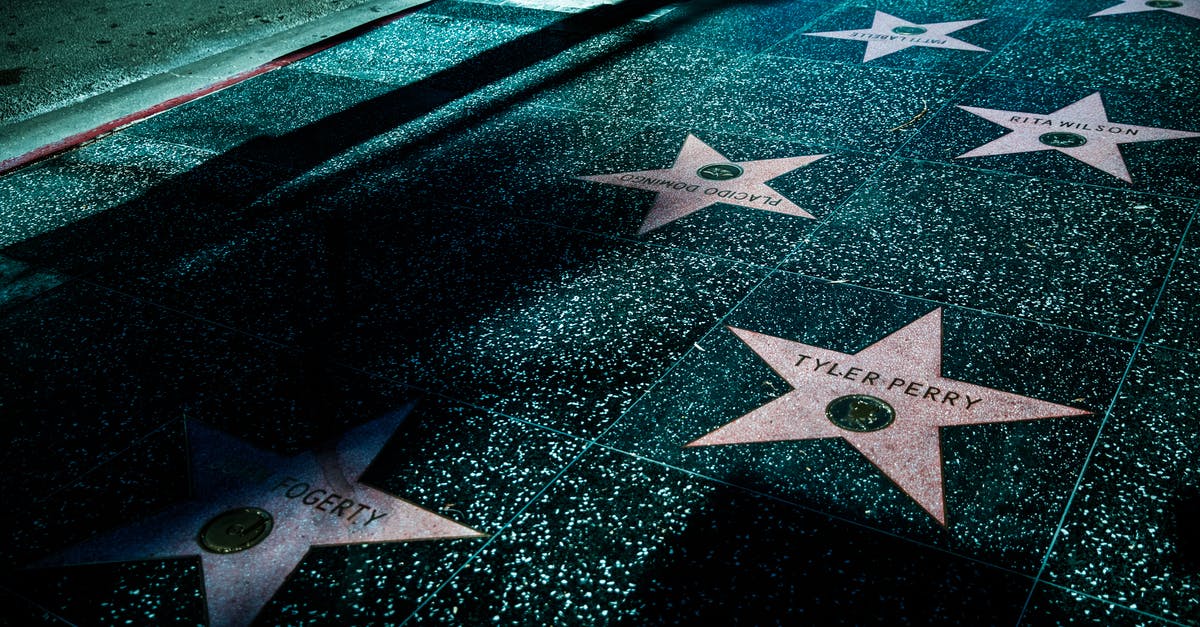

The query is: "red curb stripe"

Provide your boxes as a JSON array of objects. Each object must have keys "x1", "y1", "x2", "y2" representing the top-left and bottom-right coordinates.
[{"x1": 0, "y1": 4, "x2": 424, "y2": 176}]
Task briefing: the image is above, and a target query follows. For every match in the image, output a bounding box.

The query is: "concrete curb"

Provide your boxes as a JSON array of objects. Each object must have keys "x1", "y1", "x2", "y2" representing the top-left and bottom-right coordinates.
[{"x1": 0, "y1": 0, "x2": 433, "y2": 175}]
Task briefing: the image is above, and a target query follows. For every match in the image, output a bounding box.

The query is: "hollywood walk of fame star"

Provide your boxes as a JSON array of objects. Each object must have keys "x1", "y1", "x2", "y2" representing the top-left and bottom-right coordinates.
[
  {"x1": 1090, "y1": 0, "x2": 1200, "y2": 19},
  {"x1": 34, "y1": 409, "x2": 483, "y2": 627},
  {"x1": 577, "y1": 134, "x2": 825, "y2": 234},
  {"x1": 687, "y1": 308, "x2": 1090, "y2": 524},
  {"x1": 955, "y1": 92, "x2": 1200, "y2": 182},
  {"x1": 804, "y1": 11, "x2": 988, "y2": 62}
]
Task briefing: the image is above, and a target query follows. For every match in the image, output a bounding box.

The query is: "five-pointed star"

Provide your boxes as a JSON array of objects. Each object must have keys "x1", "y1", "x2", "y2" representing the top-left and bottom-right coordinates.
[
  {"x1": 804, "y1": 11, "x2": 988, "y2": 61},
  {"x1": 35, "y1": 410, "x2": 483, "y2": 627},
  {"x1": 956, "y1": 92, "x2": 1200, "y2": 181},
  {"x1": 577, "y1": 134, "x2": 825, "y2": 234},
  {"x1": 1091, "y1": 0, "x2": 1200, "y2": 19},
  {"x1": 687, "y1": 308, "x2": 1090, "y2": 524}
]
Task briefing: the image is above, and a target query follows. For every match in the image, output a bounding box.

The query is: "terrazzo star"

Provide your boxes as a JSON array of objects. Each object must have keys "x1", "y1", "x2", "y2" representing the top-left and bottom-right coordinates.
[
  {"x1": 577, "y1": 134, "x2": 825, "y2": 234},
  {"x1": 34, "y1": 411, "x2": 483, "y2": 627},
  {"x1": 804, "y1": 11, "x2": 988, "y2": 61},
  {"x1": 687, "y1": 309, "x2": 1089, "y2": 525},
  {"x1": 955, "y1": 92, "x2": 1200, "y2": 182},
  {"x1": 1090, "y1": 0, "x2": 1200, "y2": 19}
]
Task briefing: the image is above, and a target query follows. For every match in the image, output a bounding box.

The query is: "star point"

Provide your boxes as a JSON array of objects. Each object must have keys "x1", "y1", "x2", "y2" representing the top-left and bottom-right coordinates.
[
  {"x1": 805, "y1": 11, "x2": 989, "y2": 62},
  {"x1": 1090, "y1": 0, "x2": 1200, "y2": 19},
  {"x1": 577, "y1": 134, "x2": 824, "y2": 234},
  {"x1": 688, "y1": 308, "x2": 1091, "y2": 525},
  {"x1": 955, "y1": 92, "x2": 1200, "y2": 182}
]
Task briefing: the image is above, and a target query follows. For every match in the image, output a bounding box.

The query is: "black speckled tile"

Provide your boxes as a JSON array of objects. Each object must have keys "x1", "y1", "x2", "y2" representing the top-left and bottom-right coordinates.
[
  {"x1": 0, "y1": 282, "x2": 246, "y2": 503},
  {"x1": 8, "y1": 560, "x2": 207, "y2": 626},
  {"x1": 1144, "y1": 215, "x2": 1200, "y2": 353},
  {"x1": 1021, "y1": 583, "x2": 1184, "y2": 626},
  {"x1": 982, "y1": 18, "x2": 1200, "y2": 95},
  {"x1": 769, "y1": 6, "x2": 1028, "y2": 76},
  {"x1": 0, "y1": 279, "x2": 426, "y2": 518},
  {"x1": 126, "y1": 67, "x2": 402, "y2": 170},
  {"x1": 0, "y1": 420, "x2": 189, "y2": 567},
  {"x1": 901, "y1": 79, "x2": 1200, "y2": 196},
  {"x1": 0, "y1": 136, "x2": 289, "y2": 283},
  {"x1": 781, "y1": 159, "x2": 1194, "y2": 338},
  {"x1": 326, "y1": 203, "x2": 767, "y2": 438},
  {"x1": 0, "y1": 254, "x2": 65, "y2": 313},
  {"x1": 1040, "y1": 346, "x2": 1200, "y2": 625},
  {"x1": 648, "y1": 0, "x2": 832, "y2": 54},
  {"x1": 331, "y1": 99, "x2": 649, "y2": 214},
  {"x1": 601, "y1": 273, "x2": 1130, "y2": 573},
  {"x1": 292, "y1": 11, "x2": 549, "y2": 89},
  {"x1": 0, "y1": 133, "x2": 272, "y2": 252},
  {"x1": 532, "y1": 40, "x2": 744, "y2": 122},
  {"x1": 0, "y1": 586, "x2": 73, "y2": 626},
  {"x1": 673, "y1": 55, "x2": 964, "y2": 153},
  {"x1": 560, "y1": 125, "x2": 886, "y2": 265},
  {"x1": 409, "y1": 446, "x2": 1036, "y2": 624},
  {"x1": 353, "y1": 396, "x2": 588, "y2": 535}
]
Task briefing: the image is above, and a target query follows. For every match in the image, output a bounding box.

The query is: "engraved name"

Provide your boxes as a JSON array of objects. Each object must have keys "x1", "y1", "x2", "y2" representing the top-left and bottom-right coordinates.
[
  {"x1": 616, "y1": 174, "x2": 785, "y2": 207},
  {"x1": 847, "y1": 31, "x2": 948, "y2": 44},
  {"x1": 1008, "y1": 115, "x2": 1139, "y2": 135},
  {"x1": 794, "y1": 354, "x2": 982, "y2": 408},
  {"x1": 273, "y1": 476, "x2": 388, "y2": 527}
]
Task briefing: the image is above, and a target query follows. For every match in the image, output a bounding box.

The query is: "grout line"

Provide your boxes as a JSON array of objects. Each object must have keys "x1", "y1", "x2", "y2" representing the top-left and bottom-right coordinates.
[
  {"x1": 1014, "y1": 202, "x2": 1200, "y2": 626},
  {"x1": 0, "y1": 583, "x2": 80, "y2": 626}
]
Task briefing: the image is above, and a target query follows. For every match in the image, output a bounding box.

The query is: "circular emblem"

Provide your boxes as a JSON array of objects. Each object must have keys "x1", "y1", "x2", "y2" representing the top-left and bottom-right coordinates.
[
  {"x1": 697, "y1": 163, "x2": 744, "y2": 181},
  {"x1": 1038, "y1": 132, "x2": 1088, "y2": 148},
  {"x1": 1146, "y1": 0, "x2": 1183, "y2": 7},
  {"x1": 198, "y1": 507, "x2": 274, "y2": 554},
  {"x1": 891, "y1": 26, "x2": 928, "y2": 35},
  {"x1": 826, "y1": 395, "x2": 896, "y2": 433}
]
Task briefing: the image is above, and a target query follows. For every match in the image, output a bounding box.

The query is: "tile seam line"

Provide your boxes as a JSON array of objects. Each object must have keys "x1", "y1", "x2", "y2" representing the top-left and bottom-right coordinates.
[
  {"x1": 886, "y1": 13, "x2": 1048, "y2": 160},
  {"x1": 31, "y1": 416, "x2": 186, "y2": 505},
  {"x1": 1014, "y1": 201, "x2": 1200, "y2": 625},
  {"x1": 587, "y1": 440, "x2": 1040, "y2": 582},
  {"x1": 0, "y1": 582, "x2": 79, "y2": 626},
  {"x1": 0, "y1": 3, "x2": 430, "y2": 177},
  {"x1": 397, "y1": 440, "x2": 598, "y2": 625},
  {"x1": 1029, "y1": 579, "x2": 1195, "y2": 627}
]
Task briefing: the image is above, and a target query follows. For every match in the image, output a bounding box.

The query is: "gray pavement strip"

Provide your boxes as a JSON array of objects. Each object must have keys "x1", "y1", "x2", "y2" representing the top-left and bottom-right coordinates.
[{"x1": 0, "y1": 0, "x2": 433, "y2": 168}]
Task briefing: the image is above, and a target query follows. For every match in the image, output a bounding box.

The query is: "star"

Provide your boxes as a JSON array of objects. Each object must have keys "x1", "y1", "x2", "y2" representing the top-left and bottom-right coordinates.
[
  {"x1": 956, "y1": 92, "x2": 1200, "y2": 181},
  {"x1": 804, "y1": 11, "x2": 988, "y2": 62},
  {"x1": 34, "y1": 410, "x2": 484, "y2": 627},
  {"x1": 686, "y1": 308, "x2": 1090, "y2": 524},
  {"x1": 577, "y1": 134, "x2": 825, "y2": 234},
  {"x1": 1090, "y1": 0, "x2": 1200, "y2": 19}
]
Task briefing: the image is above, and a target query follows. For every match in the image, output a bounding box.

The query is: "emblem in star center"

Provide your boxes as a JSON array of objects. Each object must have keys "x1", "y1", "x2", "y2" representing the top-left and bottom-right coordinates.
[
  {"x1": 687, "y1": 309, "x2": 1090, "y2": 524},
  {"x1": 35, "y1": 409, "x2": 484, "y2": 627},
  {"x1": 804, "y1": 11, "x2": 988, "y2": 61},
  {"x1": 956, "y1": 92, "x2": 1200, "y2": 181},
  {"x1": 1090, "y1": 0, "x2": 1200, "y2": 19},
  {"x1": 578, "y1": 134, "x2": 825, "y2": 234}
]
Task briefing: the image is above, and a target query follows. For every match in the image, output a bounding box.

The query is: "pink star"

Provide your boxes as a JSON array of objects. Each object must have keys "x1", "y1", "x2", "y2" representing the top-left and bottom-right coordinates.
[
  {"x1": 577, "y1": 134, "x2": 825, "y2": 234},
  {"x1": 1090, "y1": 0, "x2": 1200, "y2": 19},
  {"x1": 804, "y1": 11, "x2": 988, "y2": 62},
  {"x1": 687, "y1": 309, "x2": 1090, "y2": 525},
  {"x1": 956, "y1": 92, "x2": 1200, "y2": 182},
  {"x1": 35, "y1": 410, "x2": 483, "y2": 627}
]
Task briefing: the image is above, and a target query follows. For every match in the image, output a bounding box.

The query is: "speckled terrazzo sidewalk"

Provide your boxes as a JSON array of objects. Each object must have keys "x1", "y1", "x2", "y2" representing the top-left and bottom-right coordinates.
[{"x1": 1, "y1": 0, "x2": 1198, "y2": 624}]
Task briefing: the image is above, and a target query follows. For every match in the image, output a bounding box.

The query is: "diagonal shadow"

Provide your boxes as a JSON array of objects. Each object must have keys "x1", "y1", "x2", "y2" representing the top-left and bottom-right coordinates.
[
  {"x1": 0, "y1": 1, "x2": 753, "y2": 434},
  {"x1": 2, "y1": 0, "x2": 700, "y2": 278}
]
